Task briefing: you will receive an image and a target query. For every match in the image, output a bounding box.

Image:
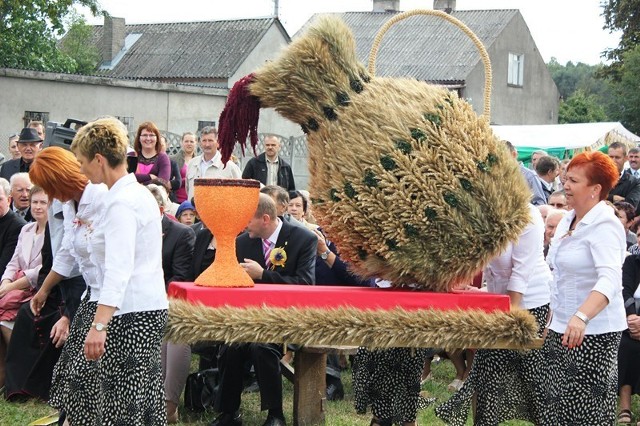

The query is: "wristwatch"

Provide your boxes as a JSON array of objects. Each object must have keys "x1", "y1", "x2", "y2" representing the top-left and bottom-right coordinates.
[
  {"x1": 573, "y1": 311, "x2": 589, "y2": 325},
  {"x1": 91, "y1": 322, "x2": 108, "y2": 332},
  {"x1": 320, "y1": 250, "x2": 331, "y2": 260}
]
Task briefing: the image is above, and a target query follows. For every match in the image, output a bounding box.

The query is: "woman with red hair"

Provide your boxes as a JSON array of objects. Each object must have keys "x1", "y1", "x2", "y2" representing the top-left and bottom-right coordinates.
[{"x1": 543, "y1": 150, "x2": 627, "y2": 424}]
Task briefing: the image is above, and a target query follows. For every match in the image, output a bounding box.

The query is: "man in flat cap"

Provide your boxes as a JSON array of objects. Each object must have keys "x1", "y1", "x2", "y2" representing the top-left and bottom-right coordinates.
[{"x1": 0, "y1": 128, "x2": 43, "y2": 181}]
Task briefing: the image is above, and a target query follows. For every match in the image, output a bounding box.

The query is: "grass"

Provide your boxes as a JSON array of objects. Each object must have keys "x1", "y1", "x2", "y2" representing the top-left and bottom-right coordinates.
[{"x1": 2, "y1": 358, "x2": 639, "y2": 425}]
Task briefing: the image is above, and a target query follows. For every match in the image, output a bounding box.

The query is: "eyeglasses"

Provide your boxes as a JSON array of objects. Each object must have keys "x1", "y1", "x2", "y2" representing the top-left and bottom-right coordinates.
[
  {"x1": 140, "y1": 133, "x2": 157, "y2": 139},
  {"x1": 550, "y1": 203, "x2": 566, "y2": 208}
]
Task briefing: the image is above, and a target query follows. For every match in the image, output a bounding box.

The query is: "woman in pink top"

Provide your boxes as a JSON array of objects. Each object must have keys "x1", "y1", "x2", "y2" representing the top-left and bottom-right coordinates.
[
  {"x1": 133, "y1": 121, "x2": 171, "y2": 186},
  {"x1": 171, "y1": 131, "x2": 197, "y2": 203}
]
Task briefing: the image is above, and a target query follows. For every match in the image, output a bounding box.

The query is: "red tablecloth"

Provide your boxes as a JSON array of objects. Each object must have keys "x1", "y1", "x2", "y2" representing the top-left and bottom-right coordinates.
[{"x1": 168, "y1": 282, "x2": 509, "y2": 313}]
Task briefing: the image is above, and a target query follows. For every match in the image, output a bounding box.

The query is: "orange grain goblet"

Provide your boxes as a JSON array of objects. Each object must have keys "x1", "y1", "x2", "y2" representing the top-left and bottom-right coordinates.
[{"x1": 193, "y1": 178, "x2": 260, "y2": 287}]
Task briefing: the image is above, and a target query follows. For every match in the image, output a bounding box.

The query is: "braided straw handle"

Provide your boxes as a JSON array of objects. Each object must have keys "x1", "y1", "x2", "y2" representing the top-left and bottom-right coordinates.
[{"x1": 367, "y1": 9, "x2": 492, "y2": 119}]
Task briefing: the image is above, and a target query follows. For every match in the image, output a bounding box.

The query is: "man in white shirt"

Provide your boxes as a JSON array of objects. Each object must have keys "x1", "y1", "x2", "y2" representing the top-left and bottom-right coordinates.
[
  {"x1": 626, "y1": 147, "x2": 640, "y2": 178},
  {"x1": 185, "y1": 126, "x2": 241, "y2": 201}
]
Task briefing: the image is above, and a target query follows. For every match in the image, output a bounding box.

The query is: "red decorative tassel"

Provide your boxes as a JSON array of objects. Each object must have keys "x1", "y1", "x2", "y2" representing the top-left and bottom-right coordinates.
[{"x1": 218, "y1": 73, "x2": 261, "y2": 165}]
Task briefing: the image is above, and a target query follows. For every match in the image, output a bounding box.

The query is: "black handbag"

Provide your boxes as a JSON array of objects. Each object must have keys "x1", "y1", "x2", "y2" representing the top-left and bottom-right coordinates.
[{"x1": 184, "y1": 368, "x2": 218, "y2": 412}]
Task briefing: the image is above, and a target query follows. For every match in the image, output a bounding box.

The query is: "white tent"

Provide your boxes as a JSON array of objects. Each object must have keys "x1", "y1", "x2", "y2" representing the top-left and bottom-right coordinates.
[{"x1": 490, "y1": 122, "x2": 640, "y2": 151}]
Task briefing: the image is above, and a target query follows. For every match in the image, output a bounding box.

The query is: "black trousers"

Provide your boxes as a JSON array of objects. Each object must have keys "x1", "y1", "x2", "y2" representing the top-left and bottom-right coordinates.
[{"x1": 215, "y1": 342, "x2": 283, "y2": 413}]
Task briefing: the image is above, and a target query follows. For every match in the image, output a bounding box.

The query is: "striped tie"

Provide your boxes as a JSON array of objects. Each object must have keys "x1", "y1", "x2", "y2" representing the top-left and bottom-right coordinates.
[{"x1": 263, "y1": 239, "x2": 273, "y2": 267}]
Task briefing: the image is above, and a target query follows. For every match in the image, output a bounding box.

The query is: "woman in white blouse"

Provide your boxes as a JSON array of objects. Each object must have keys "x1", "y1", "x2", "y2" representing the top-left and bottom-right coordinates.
[
  {"x1": 436, "y1": 203, "x2": 552, "y2": 425},
  {"x1": 70, "y1": 118, "x2": 167, "y2": 425},
  {"x1": 28, "y1": 147, "x2": 107, "y2": 423},
  {"x1": 544, "y1": 151, "x2": 627, "y2": 424}
]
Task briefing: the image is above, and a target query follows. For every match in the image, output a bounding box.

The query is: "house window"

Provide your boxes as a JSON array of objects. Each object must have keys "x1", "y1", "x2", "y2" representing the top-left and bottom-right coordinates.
[
  {"x1": 23, "y1": 111, "x2": 49, "y2": 127},
  {"x1": 508, "y1": 53, "x2": 524, "y2": 87},
  {"x1": 198, "y1": 120, "x2": 216, "y2": 131}
]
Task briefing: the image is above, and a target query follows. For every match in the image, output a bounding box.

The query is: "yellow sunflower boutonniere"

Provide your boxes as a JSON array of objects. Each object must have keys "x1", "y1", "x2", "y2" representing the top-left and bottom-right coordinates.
[{"x1": 269, "y1": 242, "x2": 288, "y2": 270}]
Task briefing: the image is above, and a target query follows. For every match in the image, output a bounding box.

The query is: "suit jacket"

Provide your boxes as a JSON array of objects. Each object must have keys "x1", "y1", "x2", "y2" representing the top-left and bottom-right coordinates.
[
  {"x1": 610, "y1": 171, "x2": 640, "y2": 213},
  {"x1": 0, "y1": 158, "x2": 23, "y2": 181},
  {"x1": 1, "y1": 222, "x2": 45, "y2": 286},
  {"x1": 10, "y1": 202, "x2": 33, "y2": 223},
  {"x1": 192, "y1": 227, "x2": 215, "y2": 278},
  {"x1": 241, "y1": 153, "x2": 296, "y2": 191},
  {"x1": 162, "y1": 215, "x2": 195, "y2": 287},
  {"x1": 0, "y1": 210, "x2": 27, "y2": 278},
  {"x1": 235, "y1": 219, "x2": 316, "y2": 284}
]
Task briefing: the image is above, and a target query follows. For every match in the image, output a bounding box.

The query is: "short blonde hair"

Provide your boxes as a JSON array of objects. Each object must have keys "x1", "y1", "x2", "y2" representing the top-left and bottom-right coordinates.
[{"x1": 71, "y1": 118, "x2": 128, "y2": 168}]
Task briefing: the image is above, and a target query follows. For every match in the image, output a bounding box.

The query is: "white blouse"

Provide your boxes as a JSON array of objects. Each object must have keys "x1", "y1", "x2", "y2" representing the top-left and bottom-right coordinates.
[
  {"x1": 484, "y1": 204, "x2": 551, "y2": 309},
  {"x1": 90, "y1": 173, "x2": 167, "y2": 316},
  {"x1": 52, "y1": 183, "x2": 107, "y2": 298},
  {"x1": 547, "y1": 201, "x2": 627, "y2": 334}
]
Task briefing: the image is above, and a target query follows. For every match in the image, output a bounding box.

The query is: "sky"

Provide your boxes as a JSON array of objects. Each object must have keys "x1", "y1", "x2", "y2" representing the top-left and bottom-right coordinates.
[{"x1": 80, "y1": 0, "x2": 620, "y2": 66}]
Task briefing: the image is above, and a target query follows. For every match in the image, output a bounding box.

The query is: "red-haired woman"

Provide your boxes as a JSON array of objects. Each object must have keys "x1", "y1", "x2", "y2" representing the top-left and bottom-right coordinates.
[
  {"x1": 543, "y1": 151, "x2": 627, "y2": 424},
  {"x1": 133, "y1": 121, "x2": 171, "y2": 186}
]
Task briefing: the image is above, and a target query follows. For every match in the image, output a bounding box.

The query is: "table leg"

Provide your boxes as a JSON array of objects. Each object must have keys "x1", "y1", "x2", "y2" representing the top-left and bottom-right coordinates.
[{"x1": 293, "y1": 351, "x2": 326, "y2": 426}]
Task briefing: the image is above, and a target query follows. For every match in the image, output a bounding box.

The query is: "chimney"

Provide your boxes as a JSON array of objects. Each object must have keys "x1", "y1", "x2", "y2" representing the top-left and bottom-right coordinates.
[
  {"x1": 372, "y1": 0, "x2": 400, "y2": 12},
  {"x1": 102, "y1": 16, "x2": 126, "y2": 63},
  {"x1": 433, "y1": 0, "x2": 456, "y2": 13}
]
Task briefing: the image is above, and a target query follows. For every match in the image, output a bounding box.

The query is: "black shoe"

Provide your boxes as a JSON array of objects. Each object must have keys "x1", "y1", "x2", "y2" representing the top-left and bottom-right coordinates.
[
  {"x1": 209, "y1": 411, "x2": 242, "y2": 426},
  {"x1": 326, "y1": 381, "x2": 344, "y2": 401},
  {"x1": 243, "y1": 380, "x2": 260, "y2": 393},
  {"x1": 262, "y1": 414, "x2": 286, "y2": 426}
]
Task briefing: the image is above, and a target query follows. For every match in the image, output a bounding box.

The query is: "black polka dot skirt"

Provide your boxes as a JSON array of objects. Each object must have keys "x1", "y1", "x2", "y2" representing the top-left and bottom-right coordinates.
[
  {"x1": 541, "y1": 329, "x2": 621, "y2": 425},
  {"x1": 435, "y1": 304, "x2": 550, "y2": 426},
  {"x1": 50, "y1": 292, "x2": 168, "y2": 425},
  {"x1": 353, "y1": 347, "x2": 435, "y2": 424}
]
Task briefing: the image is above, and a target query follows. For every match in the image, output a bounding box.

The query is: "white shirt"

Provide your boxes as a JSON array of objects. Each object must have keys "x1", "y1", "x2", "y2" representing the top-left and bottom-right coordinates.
[
  {"x1": 53, "y1": 183, "x2": 107, "y2": 297},
  {"x1": 90, "y1": 174, "x2": 168, "y2": 316},
  {"x1": 547, "y1": 201, "x2": 627, "y2": 334},
  {"x1": 264, "y1": 218, "x2": 283, "y2": 247},
  {"x1": 484, "y1": 204, "x2": 551, "y2": 309},
  {"x1": 185, "y1": 151, "x2": 242, "y2": 201},
  {"x1": 266, "y1": 156, "x2": 279, "y2": 186}
]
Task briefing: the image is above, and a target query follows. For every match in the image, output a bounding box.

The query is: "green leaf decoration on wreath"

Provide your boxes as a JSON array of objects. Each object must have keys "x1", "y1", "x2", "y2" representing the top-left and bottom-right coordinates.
[
  {"x1": 477, "y1": 161, "x2": 489, "y2": 172},
  {"x1": 460, "y1": 178, "x2": 473, "y2": 192},
  {"x1": 424, "y1": 207, "x2": 437, "y2": 221},
  {"x1": 487, "y1": 153, "x2": 498, "y2": 166},
  {"x1": 423, "y1": 113, "x2": 442, "y2": 127},
  {"x1": 404, "y1": 223, "x2": 419, "y2": 238},
  {"x1": 363, "y1": 170, "x2": 380, "y2": 187},
  {"x1": 410, "y1": 128, "x2": 426, "y2": 142},
  {"x1": 329, "y1": 188, "x2": 340, "y2": 202},
  {"x1": 344, "y1": 182, "x2": 357, "y2": 198},
  {"x1": 395, "y1": 140, "x2": 412, "y2": 154},
  {"x1": 380, "y1": 155, "x2": 398, "y2": 171},
  {"x1": 444, "y1": 191, "x2": 459, "y2": 207},
  {"x1": 386, "y1": 238, "x2": 398, "y2": 250}
]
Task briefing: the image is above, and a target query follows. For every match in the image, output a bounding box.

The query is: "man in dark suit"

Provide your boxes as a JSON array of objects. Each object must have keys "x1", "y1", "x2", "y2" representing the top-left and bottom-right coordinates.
[
  {"x1": 211, "y1": 194, "x2": 316, "y2": 426},
  {"x1": 0, "y1": 178, "x2": 26, "y2": 278},
  {"x1": 242, "y1": 135, "x2": 296, "y2": 191},
  {"x1": 607, "y1": 142, "x2": 640, "y2": 213},
  {"x1": 9, "y1": 173, "x2": 33, "y2": 222},
  {"x1": 0, "y1": 128, "x2": 42, "y2": 182}
]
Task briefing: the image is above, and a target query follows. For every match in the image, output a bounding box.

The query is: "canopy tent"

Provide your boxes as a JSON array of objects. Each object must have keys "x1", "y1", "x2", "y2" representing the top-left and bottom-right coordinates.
[{"x1": 490, "y1": 122, "x2": 640, "y2": 164}]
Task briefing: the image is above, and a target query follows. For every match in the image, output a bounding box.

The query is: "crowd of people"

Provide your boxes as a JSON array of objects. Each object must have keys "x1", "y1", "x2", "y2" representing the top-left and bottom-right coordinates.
[{"x1": 0, "y1": 118, "x2": 639, "y2": 426}]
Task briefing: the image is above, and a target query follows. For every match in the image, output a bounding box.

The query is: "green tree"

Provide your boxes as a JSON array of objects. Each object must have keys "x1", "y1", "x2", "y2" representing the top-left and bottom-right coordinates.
[
  {"x1": 558, "y1": 89, "x2": 608, "y2": 124},
  {"x1": 59, "y1": 13, "x2": 101, "y2": 74},
  {"x1": 0, "y1": 0, "x2": 101, "y2": 73},
  {"x1": 608, "y1": 45, "x2": 640, "y2": 134},
  {"x1": 600, "y1": 0, "x2": 640, "y2": 80}
]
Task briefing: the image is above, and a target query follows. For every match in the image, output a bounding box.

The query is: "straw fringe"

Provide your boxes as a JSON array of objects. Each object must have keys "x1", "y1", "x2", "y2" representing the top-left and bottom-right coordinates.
[{"x1": 167, "y1": 299, "x2": 540, "y2": 351}]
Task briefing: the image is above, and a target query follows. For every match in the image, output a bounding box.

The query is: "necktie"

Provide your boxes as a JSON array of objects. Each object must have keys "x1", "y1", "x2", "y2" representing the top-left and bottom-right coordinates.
[{"x1": 263, "y1": 239, "x2": 273, "y2": 267}]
